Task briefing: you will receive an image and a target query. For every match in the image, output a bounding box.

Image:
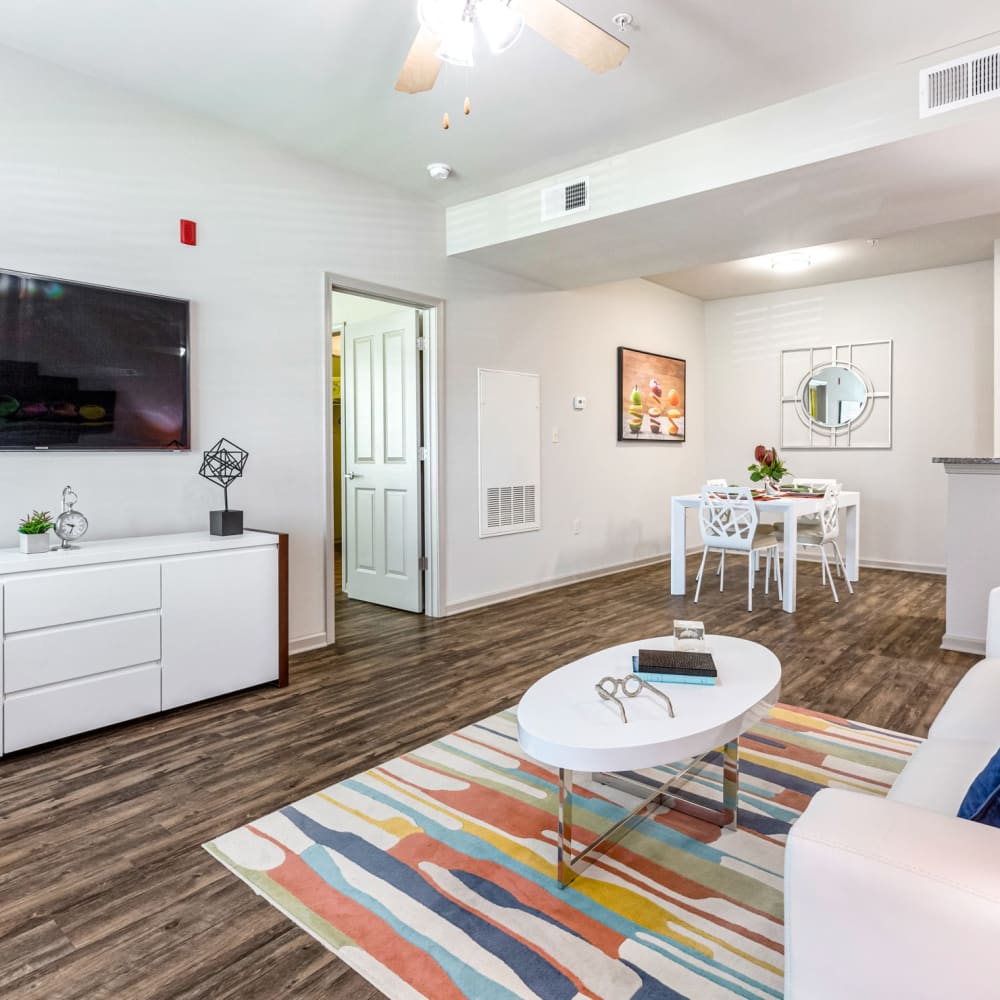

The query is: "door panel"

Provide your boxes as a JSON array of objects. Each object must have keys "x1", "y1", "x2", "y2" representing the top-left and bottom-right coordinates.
[
  {"x1": 355, "y1": 488, "x2": 377, "y2": 572},
  {"x1": 343, "y1": 310, "x2": 423, "y2": 612},
  {"x1": 352, "y1": 337, "x2": 376, "y2": 462},
  {"x1": 383, "y1": 329, "x2": 407, "y2": 462}
]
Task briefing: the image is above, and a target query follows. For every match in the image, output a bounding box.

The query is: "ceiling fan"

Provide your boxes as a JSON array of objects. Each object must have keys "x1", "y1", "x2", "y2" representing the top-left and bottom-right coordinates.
[{"x1": 396, "y1": 0, "x2": 629, "y2": 94}]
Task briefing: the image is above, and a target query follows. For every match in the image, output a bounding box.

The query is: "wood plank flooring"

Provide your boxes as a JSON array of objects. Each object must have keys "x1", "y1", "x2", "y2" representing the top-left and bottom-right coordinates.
[{"x1": 0, "y1": 558, "x2": 976, "y2": 998}]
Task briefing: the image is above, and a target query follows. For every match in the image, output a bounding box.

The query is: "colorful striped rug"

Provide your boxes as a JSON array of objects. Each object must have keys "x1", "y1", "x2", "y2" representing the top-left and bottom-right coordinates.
[{"x1": 204, "y1": 705, "x2": 918, "y2": 999}]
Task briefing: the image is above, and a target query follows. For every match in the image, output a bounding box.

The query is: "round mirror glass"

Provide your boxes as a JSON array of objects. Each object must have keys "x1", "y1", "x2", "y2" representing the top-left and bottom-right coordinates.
[{"x1": 803, "y1": 366, "x2": 867, "y2": 427}]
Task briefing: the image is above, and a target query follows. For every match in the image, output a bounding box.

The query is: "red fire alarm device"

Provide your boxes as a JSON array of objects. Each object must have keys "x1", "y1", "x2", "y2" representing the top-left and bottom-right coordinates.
[{"x1": 179, "y1": 219, "x2": 197, "y2": 246}]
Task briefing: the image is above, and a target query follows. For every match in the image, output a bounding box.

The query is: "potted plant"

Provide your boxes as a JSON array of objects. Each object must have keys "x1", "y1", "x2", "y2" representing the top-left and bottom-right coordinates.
[
  {"x1": 748, "y1": 445, "x2": 790, "y2": 495},
  {"x1": 18, "y1": 510, "x2": 54, "y2": 554}
]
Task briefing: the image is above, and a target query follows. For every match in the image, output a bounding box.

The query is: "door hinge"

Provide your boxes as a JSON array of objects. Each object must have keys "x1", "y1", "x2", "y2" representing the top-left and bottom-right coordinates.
[
  {"x1": 416, "y1": 336, "x2": 427, "y2": 351},
  {"x1": 418, "y1": 446, "x2": 428, "y2": 461},
  {"x1": 418, "y1": 556, "x2": 429, "y2": 571}
]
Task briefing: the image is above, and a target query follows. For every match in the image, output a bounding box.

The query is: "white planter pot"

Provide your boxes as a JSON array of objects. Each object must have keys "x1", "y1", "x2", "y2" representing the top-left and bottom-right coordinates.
[{"x1": 19, "y1": 531, "x2": 51, "y2": 554}]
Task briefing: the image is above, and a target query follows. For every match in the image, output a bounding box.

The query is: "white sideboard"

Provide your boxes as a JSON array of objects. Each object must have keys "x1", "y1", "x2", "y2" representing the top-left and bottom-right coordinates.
[{"x1": 0, "y1": 530, "x2": 288, "y2": 755}]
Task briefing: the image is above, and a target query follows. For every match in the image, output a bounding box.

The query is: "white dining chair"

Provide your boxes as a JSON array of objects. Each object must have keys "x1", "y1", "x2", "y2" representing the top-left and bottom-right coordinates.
[
  {"x1": 704, "y1": 479, "x2": 730, "y2": 577},
  {"x1": 776, "y1": 478, "x2": 844, "y2": 573},
  {"x1": 694, "y1": 487, "x2": 782, "y2": 612},
  {"x1": 786, "y1": 482, "x2": 854, "y2": 602}
]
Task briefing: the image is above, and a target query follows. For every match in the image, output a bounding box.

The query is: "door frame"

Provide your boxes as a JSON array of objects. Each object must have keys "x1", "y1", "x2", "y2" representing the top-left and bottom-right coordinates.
[{"x1": 321, "y1": 272, "x2": 445, "y2": 644}]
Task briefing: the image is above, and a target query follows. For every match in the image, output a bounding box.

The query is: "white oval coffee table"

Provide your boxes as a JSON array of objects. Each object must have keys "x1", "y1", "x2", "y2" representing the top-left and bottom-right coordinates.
[{"x1": 517, "y1": 635, "x2": 781, "y2": 885}]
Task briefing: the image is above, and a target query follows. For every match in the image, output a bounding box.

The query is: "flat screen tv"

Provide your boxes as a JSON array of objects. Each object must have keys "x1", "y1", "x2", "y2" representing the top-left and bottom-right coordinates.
[{"x1": 0, "y1": 269, "x2": 190, "y2": 450}]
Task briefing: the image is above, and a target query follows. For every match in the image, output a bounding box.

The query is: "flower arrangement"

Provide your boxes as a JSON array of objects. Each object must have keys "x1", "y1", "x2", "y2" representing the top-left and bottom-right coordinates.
[
  {"x1": 18, "y1": 511, "x2": 54, "y2": 535},
  {"x1": 747, "y1": 445, "x2": 790, "y2": 489}
]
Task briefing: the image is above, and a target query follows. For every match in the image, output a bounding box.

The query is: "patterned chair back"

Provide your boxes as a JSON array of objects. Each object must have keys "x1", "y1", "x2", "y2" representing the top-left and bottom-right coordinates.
[{"x1": 699, "y1": 486, "x2": 759, "y2": 552}]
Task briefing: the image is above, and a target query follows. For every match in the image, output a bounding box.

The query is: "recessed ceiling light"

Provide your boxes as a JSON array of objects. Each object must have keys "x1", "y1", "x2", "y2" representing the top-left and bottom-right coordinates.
[{"x1": 770, "y1": 252, "x2": 811, "y2": 273}]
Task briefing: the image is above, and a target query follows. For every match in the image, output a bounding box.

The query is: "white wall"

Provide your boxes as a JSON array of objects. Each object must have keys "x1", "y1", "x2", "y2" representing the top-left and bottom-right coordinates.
[
  {"x1": 994, "y1": 239, "x2": 1000, "y2": 454},
  {"x1": 0, "y1": 47, "x2": 703, "y2": 642},
  {"x1": 704, "y1": 262, "x2": 995, "y2": 572},
  {"x1": 445, "y1": 280, "x2": 704, "y2": 610}
]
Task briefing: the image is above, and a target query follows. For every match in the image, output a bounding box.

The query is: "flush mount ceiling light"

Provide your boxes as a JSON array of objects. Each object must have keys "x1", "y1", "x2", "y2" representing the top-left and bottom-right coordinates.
[
  {"x1": 770, "y1": 252, "x2": 812, "y2": 274},
  {"x1": 398, "y1": 0, "x2": 629, "y2": 93}
]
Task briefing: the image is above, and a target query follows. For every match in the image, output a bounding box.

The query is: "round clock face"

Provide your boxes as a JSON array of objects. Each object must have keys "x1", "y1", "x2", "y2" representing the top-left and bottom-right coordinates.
[{"x1": 55, "y1": 510, "x2": 88, "y2": 540}]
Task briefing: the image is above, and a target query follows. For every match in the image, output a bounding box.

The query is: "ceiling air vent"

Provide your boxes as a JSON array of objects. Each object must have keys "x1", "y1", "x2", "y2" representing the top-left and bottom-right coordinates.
[
  {"x1": 541, "y1": 177, "x2": 590, "y2": 221},
  {"x1": 920, "y1": 46, "x2": 1000, "y2": 117}
]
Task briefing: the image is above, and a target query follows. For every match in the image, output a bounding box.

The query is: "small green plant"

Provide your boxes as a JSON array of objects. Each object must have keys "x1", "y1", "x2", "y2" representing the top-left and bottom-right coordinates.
[{"x1": 18, "y1": 510, "x2": 54, "y2": 535}]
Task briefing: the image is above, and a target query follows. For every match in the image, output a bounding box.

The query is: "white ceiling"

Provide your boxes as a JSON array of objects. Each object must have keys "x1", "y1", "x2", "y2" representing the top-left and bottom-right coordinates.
[
  {"x1": 1, "y1": 0, "x2": 999, "y2": 204},
  {"x1": 646, "y1": 213, "x2": 1000, "y2": 299}
]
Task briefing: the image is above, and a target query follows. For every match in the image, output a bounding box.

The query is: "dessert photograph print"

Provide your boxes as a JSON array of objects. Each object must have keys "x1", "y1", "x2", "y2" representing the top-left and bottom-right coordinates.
[{"x1": 617, "y1": 346, "x2": 686, "y2": 442}]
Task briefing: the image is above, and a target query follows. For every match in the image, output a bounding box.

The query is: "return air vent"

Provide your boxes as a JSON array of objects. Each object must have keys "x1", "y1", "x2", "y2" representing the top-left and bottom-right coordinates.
[
  {"x1": 920, "y1": 46, "x2": 1000, "y2": 117},
  {"x1": 485, "y1": 484, "x2": 537, "y2": 530},
  {"x1": 541, "y1": 177, "x2": 590, "y2": 221},
  {"x1": 478, "y1": 369, "x2": 541, "y2": 538}
]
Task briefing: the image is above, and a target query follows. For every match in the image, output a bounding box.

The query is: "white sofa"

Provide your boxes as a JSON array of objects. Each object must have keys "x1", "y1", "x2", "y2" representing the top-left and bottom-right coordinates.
[{"x1": 785, "y1": 586, "x2": 1000, "y2": 1000}]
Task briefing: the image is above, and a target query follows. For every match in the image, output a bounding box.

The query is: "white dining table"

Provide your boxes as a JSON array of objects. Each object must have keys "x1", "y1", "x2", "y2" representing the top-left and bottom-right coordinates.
[{"x1": 670, "y1": 491, "x2": 861, "y2": 613}]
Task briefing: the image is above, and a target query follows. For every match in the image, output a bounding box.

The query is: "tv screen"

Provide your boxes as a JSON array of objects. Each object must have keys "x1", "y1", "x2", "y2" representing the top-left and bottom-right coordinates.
[{"x1": 0, "y1": 269, "x2": 189, "y2": 450}]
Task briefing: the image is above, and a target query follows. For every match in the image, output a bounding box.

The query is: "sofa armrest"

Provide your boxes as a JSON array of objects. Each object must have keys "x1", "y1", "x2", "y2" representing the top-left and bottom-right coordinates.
[
  {"x1": 986, "y1": 585, "x2": 1000, "y2": 658},
  {"x1": 785, "y1": 788, "x2": 1000, "y2": 1000}
]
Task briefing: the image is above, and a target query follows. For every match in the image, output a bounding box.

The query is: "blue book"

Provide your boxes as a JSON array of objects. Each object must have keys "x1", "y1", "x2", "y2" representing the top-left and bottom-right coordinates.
[{"x1": 633, "y1": 670, "x2": 716, "y2": 686}]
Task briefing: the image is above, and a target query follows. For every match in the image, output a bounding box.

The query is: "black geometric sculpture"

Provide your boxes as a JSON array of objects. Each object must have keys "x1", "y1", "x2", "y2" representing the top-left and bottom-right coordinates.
[{"x1": 199, "y1": 436, "x2": 248, "y2": 536}]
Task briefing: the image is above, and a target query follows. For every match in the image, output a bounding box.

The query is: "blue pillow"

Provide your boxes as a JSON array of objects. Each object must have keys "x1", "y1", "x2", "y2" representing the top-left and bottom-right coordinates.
[{"x1": 958, "y1": 747, "x2": 1000, "y2": 827}]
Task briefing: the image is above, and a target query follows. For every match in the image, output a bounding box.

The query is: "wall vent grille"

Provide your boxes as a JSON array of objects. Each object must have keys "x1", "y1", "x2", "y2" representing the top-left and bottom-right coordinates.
[
  {"x1": 920, "y1": 46, "x2": 1000, "y2": 117},
  {"x1": 541, "y1": 177, "x2": 590, "y2": 221},
  {"x1": 485, "y1": 484, "x2": 537, "y2": 530}
]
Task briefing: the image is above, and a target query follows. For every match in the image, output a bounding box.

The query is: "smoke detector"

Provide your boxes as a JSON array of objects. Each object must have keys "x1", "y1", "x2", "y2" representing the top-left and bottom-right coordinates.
[{"x1": 427, "y1": 162, "x2": 452, "y2": 181}]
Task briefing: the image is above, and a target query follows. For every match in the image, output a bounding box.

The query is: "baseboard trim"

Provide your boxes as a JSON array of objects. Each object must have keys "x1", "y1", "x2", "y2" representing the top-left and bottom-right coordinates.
[
  {"x1": 791, "y1": 552, "x2": 945, "y2": 576},
  {"x1": 859, "y1": 558, "x2": 945, "y2": 576},
  {"x1": 290, "y1": 632, "x2": 329, "y2": 655},
  {"x1": 444, "y1": 553, "x2": 681, "y2": 617},
  {"x1": 941, "y1": 633, "x2": 986, "y2": 655}
]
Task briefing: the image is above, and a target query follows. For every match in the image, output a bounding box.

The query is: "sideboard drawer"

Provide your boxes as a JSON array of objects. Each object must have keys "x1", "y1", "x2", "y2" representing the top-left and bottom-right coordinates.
[
  {"x1": 4, "y1": 562, "x2": 161, "y2": 633},
  {"x1": 3, "y1": 663, "x2": 161, "y2": 753},
  {"x1": 4, "y1": 613, "x2": 161, "y2": 693}
]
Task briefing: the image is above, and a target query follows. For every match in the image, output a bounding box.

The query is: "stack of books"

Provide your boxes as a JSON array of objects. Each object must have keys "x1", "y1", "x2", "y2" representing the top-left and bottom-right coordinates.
[{"x1": 631, "y1": 647, "x2": 718, "y2": 686}]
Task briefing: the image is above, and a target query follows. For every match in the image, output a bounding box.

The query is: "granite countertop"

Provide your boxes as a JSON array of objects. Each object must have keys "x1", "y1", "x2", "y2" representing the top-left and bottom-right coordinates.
[{"x1": 932, "y1": 457, "x2": 1000, "y2": 464}]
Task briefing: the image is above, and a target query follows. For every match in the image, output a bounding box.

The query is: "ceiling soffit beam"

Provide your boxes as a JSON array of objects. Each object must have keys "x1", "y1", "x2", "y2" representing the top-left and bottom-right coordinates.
[{"x1": 446, "y1": 32, "x2": 1000, "y2": 259}]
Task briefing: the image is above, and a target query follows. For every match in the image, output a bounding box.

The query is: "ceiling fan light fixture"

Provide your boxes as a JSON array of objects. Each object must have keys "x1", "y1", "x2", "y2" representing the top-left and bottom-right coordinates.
[
  {"x1": 418, "y1": 0, "x2": 465, "y2": 36},
  {"x1": 770, "y1": 252, "x2": 812, "y2": 274},
  {"x1": 477, "y1": 0, "x2": 525, "y2": 54},
  {"x1": 436, "y1": 14, "x2": 476, "y2": 67}
]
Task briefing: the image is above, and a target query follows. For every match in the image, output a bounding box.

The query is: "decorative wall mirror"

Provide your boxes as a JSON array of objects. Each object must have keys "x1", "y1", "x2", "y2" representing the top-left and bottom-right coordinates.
[{"x1": 780, "y1": 340, "x2": 892, "y2": 449}]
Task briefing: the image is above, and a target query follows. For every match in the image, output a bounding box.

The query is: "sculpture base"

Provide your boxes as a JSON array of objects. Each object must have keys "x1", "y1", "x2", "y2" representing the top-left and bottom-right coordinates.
[{"x1": 210, "y1": 509, "x2": 243, "y2": 536}]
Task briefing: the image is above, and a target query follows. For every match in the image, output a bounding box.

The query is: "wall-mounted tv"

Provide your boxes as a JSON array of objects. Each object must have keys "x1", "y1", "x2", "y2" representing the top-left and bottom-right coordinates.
[{"x1": 0, "y1": 269, "x2": 189, "y2": 450}]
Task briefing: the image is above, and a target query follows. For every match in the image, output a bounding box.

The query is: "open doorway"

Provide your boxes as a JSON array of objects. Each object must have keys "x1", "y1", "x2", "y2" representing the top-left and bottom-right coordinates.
[{"x1": 325, "y1": 280, "x2": 443, "y2": 640}]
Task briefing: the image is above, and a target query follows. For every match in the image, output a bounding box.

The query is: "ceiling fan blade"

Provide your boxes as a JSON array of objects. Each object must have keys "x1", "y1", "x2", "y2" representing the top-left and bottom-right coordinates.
[
  {"x1": 395, "y1": 26, "x2": 443, "y2": 93},
  {"x1": 511, "y1": 0, "x2": 628, "y2": 73}
]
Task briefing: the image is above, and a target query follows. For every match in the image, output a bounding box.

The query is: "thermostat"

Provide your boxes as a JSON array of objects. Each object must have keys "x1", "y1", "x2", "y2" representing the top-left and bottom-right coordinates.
[{"x1": 573, "y1": 395, "x2": 587, "y2": 410}]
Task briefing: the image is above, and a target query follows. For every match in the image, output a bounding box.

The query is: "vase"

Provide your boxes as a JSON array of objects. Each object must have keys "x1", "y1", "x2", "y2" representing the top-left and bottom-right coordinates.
[
  {"x1": 764, "y1": 478, "x2": 783, "y2": 496},
  {"x1": 19, "y1": 531, "x2": 51, "y2": 554}
]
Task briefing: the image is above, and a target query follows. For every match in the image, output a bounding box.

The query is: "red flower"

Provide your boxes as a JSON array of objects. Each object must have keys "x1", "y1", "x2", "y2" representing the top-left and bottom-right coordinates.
[
  {"x1": 754, "y1": 445, "x2": 766, "y2": 462},
  {"x1": 763, "y1": 449, "x2": 775, "y2": 467}
]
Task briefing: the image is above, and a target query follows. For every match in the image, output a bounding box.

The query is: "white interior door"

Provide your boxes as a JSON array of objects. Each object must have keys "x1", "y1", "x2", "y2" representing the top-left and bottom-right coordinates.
[{"x1": 343, "y1": 309, "x2": 423, "y2": 612}]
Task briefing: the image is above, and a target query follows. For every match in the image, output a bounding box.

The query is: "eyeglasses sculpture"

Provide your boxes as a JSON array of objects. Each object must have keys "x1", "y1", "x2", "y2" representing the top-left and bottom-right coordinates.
[{"x1": 596, "y1": 674, "x2": 675, "y2": 724}]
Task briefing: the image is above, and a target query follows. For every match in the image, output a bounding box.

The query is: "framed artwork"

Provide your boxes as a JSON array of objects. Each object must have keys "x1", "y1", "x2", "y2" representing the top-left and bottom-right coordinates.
[{"x1": 617, "y1": 347, "x2": 686, "y2": 442}]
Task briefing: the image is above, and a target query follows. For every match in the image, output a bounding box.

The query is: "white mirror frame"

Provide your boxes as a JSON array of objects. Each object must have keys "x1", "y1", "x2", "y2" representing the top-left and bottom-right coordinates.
[{"x1": 780, "y1": 340, "x2": 892, "y2": 450}]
